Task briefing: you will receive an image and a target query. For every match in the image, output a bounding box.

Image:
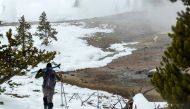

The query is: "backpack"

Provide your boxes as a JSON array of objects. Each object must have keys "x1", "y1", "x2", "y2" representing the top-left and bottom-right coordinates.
[{"x1": 43, "y1": 69, "x2": 56, "y2": 89}]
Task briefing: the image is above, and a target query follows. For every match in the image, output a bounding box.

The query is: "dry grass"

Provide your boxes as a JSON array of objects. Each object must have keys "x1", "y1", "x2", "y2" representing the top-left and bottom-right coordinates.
[{"x1": 59, "y1": 73, "x2": 163, "y2": 101}]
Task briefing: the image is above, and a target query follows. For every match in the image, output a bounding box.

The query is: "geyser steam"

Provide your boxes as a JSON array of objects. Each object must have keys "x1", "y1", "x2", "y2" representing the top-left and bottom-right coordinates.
[
  {"x1": 0, "y1": 0, "x2": 143, "y2": 22},
  {"x1": 0, "y1": 0, "x2": 184, "y2": 22}
]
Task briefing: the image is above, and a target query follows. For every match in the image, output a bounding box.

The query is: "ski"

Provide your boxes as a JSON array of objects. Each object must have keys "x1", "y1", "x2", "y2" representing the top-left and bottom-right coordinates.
[{"x1": 31, "y1": 64, "x2": 61, "y2": 74}]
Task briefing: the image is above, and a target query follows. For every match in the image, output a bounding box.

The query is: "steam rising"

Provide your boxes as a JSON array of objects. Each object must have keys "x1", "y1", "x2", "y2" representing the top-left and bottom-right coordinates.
[{"x1": 0, "y1": 0, "x2": 184, "y2": 22}]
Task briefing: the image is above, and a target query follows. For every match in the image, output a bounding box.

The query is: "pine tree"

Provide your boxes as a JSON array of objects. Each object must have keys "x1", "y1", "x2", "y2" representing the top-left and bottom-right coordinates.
[
  {"x1": 152, "y1": 1, "x2": 190, "y2": 108},
  {"x1": 15, "y1": 16, "x2": 33, "y2": 52},
  {"x1": 35, "y1": 12, "x2": 57, "y2": 46},
  {"x1": 0, "y1": 22, "x2": 56, "y2": 92},
  {"x1": 170, "y1": 0, "x2": 190, "y2": 5}
]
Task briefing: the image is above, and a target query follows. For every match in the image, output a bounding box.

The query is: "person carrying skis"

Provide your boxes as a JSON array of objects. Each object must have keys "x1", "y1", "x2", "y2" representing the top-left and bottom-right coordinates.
[{"x1": 35, "y1": 63, "x2": 61, "y2": 109}]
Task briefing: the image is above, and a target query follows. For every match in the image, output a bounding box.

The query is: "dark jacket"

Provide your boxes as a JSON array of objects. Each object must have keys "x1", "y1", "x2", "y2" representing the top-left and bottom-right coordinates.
[{"x1": 35, "y1": 68, "x2": 61, "y2": 89}]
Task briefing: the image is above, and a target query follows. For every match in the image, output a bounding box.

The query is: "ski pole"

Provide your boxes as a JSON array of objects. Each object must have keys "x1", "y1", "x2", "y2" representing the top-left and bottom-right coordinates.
[
  {"x1": 97, "y1": 90, "x2": 100, "y2": 109},
  {"x1": 61, "y1": 82, "x2": 64, "y2": 107},
  {"x1": 62, "y1": 83, "x2": 68, "y2": 109}
]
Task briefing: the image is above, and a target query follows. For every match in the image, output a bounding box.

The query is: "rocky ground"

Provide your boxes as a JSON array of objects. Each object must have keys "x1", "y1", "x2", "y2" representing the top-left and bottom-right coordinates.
[{"x1": 61, "y1": 11, "x2": 172, "y2": 101}]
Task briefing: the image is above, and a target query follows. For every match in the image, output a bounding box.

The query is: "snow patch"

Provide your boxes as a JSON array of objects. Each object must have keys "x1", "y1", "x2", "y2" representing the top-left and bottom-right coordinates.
[{"x1": 133, "y1": 93, "x2": 167, "y2": 109}]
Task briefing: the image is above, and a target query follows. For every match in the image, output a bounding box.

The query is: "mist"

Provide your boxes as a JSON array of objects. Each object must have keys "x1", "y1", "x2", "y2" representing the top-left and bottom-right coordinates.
[
  {"x1": 0, "y1": 0, "x2": 143, "y2": 22},
  {"x1": 144, "y1": 0, "x2": 185, "y2": 31},
  {"x1": 0, "y1": 0, "x2": 184, "y2": 23}
]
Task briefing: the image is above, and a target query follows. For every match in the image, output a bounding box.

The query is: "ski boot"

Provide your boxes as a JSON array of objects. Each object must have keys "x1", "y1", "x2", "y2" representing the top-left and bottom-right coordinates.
[
  {"x1": 43, "y1": 97, "x2": 48, "y2": 109},
  {"x1": 48, "y1": 103, "x2": 53, "y2": 109}
]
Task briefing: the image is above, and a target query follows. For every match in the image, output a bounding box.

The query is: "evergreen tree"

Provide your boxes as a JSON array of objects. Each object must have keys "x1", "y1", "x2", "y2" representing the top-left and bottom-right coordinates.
[
  {"x1": 35, "y1": 12, "x2": 57, "y2": 46},
  {"x1": 170, "y1": 0, "x2": 190, "y2": 5},
  {"x1": 0, "y1": 25, "x2": 56, "y2": 91},
  {"x1": 15, "y1": 16, "x2": 33, "y2": 52},
  {"x1": 152, "y1": 1, "x2": 190, "y2": 108}
]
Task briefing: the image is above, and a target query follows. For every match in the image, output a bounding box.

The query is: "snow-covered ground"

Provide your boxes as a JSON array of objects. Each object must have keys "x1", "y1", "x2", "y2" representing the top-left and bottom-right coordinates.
[
  {"x1": 133, "y1": 94, "x2": 167, "y2": 109},
  {"x1": 0, "y1": 22, "x2": 167, "y2": 109},
  {"x1": 0, "y1": 22, "x2": 137, "y2": 72},
  {"x1": 0, "y1": 74, "x2": 167, "y2": 109},
  {"x1": 0, "y1": 75, "x2": 127, "y2": 109}
]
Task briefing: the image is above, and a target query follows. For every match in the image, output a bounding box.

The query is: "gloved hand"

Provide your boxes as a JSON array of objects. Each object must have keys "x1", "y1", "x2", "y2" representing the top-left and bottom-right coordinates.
[
  {"x1": 35, "y1": 69, "x2": 43, "y2": 79},
  {"x1": 38, "y1": 69, "x2": 42, "y2": 73}
]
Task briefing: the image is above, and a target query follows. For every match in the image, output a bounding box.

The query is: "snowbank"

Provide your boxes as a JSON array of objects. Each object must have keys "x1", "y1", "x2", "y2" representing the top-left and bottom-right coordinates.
[{"x1": 133, "y1": 93, "x2": 167, "y2": 109}]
